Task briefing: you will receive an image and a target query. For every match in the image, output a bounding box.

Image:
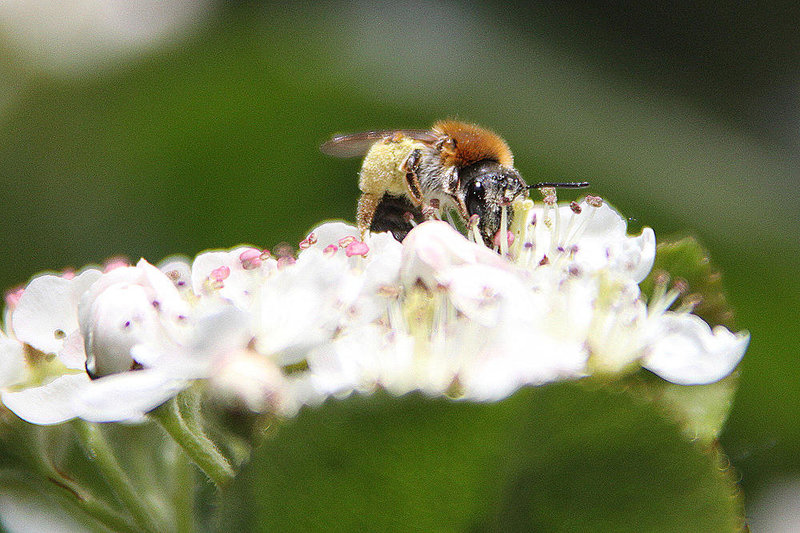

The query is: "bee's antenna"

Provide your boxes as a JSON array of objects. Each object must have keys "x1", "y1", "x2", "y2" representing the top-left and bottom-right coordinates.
[{"x1": 526, "y1": 181, "x2": 590, "y2": 190}]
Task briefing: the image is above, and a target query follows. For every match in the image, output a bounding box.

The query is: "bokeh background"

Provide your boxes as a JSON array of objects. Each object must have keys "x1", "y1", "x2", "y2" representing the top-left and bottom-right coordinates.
[{"x1": 0, "y1": 1, "x2": 797, "y2": 527}]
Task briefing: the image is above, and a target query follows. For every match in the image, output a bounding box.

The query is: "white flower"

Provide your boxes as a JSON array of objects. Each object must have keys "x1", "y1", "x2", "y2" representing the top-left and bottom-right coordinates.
[
  {"x1": 11, "y1": 269, "x2": 102, "y2": 370},
  {"x1": 0, "y1": 332, "x2": 26, "y2": 389},
  {"x1": 643, "y1": 312, "x2": 749, "y2": 385},
  {"x1": 191, "y1": 246, "x2": 277, "y2": 310},
  {"x1": 510, "y1": 196, "x2": 656, "y2": 282},
  {"x1": 0, "y1": 197, "x2": 750, "y2": 423},
  {"x1": 400, "y1": 220, "x2": 510, "y2": 290},
  {"x1": 2, "y1": 260, "x2": 201, "y2": 424},
  {"x1": 303, "y1": 323, "x2": 416, "y2": 401},
  {"x1": 208, "y1": 347, "x2": 288, "y2": 413},
  {"x1": 251, "y1": 248, "x2": 349, "y2": 364},
  {"x1": 80, "y1": 259, "x2": 190, "y2": 377}
]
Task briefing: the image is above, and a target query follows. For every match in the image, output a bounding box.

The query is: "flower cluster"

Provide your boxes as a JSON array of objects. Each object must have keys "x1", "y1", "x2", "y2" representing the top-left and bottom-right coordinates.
[{"x1": 0, "y1": 196, "x2": 749, "y2": 425}]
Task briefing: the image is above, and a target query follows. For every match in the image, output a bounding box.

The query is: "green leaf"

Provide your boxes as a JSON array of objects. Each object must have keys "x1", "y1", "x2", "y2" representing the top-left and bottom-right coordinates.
[
  {"x1": 627, "y1": 371, "x2": 739, "y2": 446},
  {"x1": 215, "y1": 383, "x2": 744, "y2": 532},
  {"x1": 639, "y1": 236, "x2": 735, "y2": 328}
]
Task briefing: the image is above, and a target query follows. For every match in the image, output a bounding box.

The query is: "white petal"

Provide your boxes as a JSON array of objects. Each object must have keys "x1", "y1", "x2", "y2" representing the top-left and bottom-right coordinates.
[
  {"x1": 81, "y1": 284, "x2": 159, "y2": 376},
  {"x1": 58, "y1": 330, "x2": 87, "y2": 370},
  {"x1": 0, "y1": 336, "x2": 25, "y2": 387},
  {"x1": 566, "y1": 203, "x2": 655, "y2": 279},
  {"x1": 135, "y1": 259, "x2": 190, "y2": 321},
  {"x1": 253, "y1": 250, "x2": 349, "y2": 360},
  {"x1": 191, "y1": 248, "x2": 276, "y2": 309},
  {"x1": 446, "y1": 264, "x2": 530, "y2": 327},
  {"x1": 11, "y1": 270, "x2": 101, "y2": 355},
  {"x1": 400, "y1": 221, "x2": 509, "y2": 289},
  {"x1": 576, "y1": 202, "x2": 627, "y2": 240},
  {"x1": 643, "y1": 313, "x2": 749, "y2": 385},
  {"x1": 72, "y1": 369, "x2": 188, "y2": 423},
  {"x1": 626, "y1": 227, "x2": 656, "y2": 283},
  {"x1": 304, "y1": 221, "x2": 360, "y2": 249},
  {"x1": 1, "y1": 373, "x2": 90, "y2": 425},
  {"x1": 158, "y1": 255, "x2": 192, "y2": 289},
  {"x1": 191, "y1": 250, "x2": 231, "y2": 295},
  {"x1": 134, "y1": 305, "x2": 252, "y2": 377}
]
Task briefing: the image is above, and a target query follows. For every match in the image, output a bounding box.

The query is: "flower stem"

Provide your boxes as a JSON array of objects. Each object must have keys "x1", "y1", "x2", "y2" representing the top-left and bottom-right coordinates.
[
  {"x1": 72, "y1": 490, "x2": 143, "y2": 533},
  {"x1": 151, "y1": 397, "x2": 235, "y2": 487},
  {"x1": 71, "y1": 420, "x2": 164, "y2": 533},
  {"x1": 171, "y1": 443, "x2": 195, "y2": 533}
]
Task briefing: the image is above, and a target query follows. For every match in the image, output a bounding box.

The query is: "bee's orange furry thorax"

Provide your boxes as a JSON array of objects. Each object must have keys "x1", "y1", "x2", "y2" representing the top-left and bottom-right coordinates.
[{"x1": 432, "y1": 120, "x2": 514, "y2": 169}]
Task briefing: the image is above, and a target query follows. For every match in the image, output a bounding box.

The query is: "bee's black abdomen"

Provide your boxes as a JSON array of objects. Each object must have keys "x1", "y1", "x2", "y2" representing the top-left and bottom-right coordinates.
[{"x1": 370, "y1": 194, "x2": 425, "y2": 242}]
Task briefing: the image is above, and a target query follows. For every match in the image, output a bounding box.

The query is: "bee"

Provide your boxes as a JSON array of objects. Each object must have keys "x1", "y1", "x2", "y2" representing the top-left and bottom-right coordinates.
[{"x1": 321, "y1": 120, "x2": 587, "y2": 246}]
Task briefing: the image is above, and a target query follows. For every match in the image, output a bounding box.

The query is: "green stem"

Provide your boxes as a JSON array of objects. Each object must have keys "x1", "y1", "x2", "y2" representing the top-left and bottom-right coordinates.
[
  {"x1": 176, "y1": 388, "x2": 205, "y2": 437},
  {"x1": 70, "y1": 490, "x2": 143, "y2": 533},
  {"x1": 151, "y1": 397, "x2": 235, "y2": 487},
  {"x1": 71, "y1": 420, "x2": 164, "y2": 533},
  {"x1": 172, "y1": 444, "x2": 195, "y2": 533}
]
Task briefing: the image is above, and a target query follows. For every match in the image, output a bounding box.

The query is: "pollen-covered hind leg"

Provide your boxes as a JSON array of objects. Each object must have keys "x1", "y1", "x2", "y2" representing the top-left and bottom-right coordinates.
[{"x1": 357, "y1": 192, "x2": 382, "y2": 237}]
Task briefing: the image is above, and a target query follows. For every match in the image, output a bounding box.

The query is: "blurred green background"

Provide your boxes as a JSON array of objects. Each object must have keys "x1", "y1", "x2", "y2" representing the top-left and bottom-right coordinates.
[{"x1": 0, "y1": 1, "x2": 797, "y2": 524}]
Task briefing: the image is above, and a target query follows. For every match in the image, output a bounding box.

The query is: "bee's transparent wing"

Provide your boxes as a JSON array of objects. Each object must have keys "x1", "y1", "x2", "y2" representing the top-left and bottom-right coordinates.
[{"x1": 320, "y1": 130, "x2": 438, "y2": 158}]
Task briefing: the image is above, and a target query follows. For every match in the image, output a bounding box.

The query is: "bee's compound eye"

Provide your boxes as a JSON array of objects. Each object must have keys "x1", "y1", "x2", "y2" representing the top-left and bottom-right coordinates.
[{"x1": 466, "y1": 180, "x2": 486, "y2": 219}]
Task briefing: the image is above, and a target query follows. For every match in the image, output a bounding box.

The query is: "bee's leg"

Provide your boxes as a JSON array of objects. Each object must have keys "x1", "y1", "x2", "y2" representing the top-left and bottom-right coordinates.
[
  {"x1": 401, "y1": 148, "x2": 423, "y2": 205},
  {"x1": 357, "y1": 192, "x2": 381, "y2": 238},
  {"x1": 451, "y1": 194, "x2": 469, "y2": 221}
]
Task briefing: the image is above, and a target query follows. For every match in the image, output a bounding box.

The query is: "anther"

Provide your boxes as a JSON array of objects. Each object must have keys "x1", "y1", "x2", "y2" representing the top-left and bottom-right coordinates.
[
  {"x1": 277, "y1": 257, "x2": 296, "y2": 269},
  {"x1": 570, "y1": 201, "x2": 582, "y2": 214},
  {"x1": 377, "y1": 285, "x2": 401, "y2": 298},
  {"x1": 345, "y1": 241, "x2": 369, "y2": 257},
  {"x1": 672, "y1": 278, "x2": 689, "y2": 295},
  {"x1": 299, "y1": 232, "x2": 318, "y2": 250},
  {"x1": 338, "y1": 235, "x2": 356, "y2": 247},
  {"x1": 210, "y1": 265, "x2": 231, "y2": 282},
  {"x1": 239, "y1": 249, "x2": 263, "y2": 270},
  {"x1": 585, "y1": 195, "x2": 603, "y2": 208},
  {"x1": 273, "y1": 242, "x2": 295, "y2": 259},
  {"x1": 421, "y1": 204, "x2": 439, "y2": 220}
]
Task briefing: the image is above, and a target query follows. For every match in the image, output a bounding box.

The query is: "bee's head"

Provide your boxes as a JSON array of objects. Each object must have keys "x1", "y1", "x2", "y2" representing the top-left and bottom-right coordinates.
[{"x1": 458, "y1": 160, "x2": 527, "y2": 247}]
